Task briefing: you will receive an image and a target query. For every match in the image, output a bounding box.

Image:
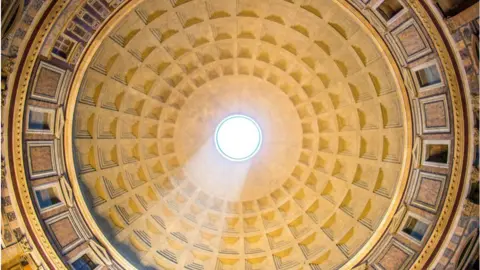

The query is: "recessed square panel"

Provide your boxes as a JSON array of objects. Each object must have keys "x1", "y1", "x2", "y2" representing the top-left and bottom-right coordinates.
[
  {"x1": 392, "y1": 19, "x2": 432, "y2": 63},
  {"x1": 45, "y1": 212, "x2": 84, "y2": 254},
  {"x1": 372, "y1": 237, "x2": 416, "y2": 270},
  {"x1": 419, "y1": 94, "x2": 450, "y2": 133},
  {"x1": 410, "y1": 170, "x2": 446, "y2": 213},
  {"x1": 26, "y1": 141, "x2": 58, "y2": 179},
  {"x1": 30, "y1": 61, "x2": 67, "y2": 103}
]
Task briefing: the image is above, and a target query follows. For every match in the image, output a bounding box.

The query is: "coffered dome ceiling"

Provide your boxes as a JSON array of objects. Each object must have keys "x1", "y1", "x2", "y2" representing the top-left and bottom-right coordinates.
[
  {"x1": 72, "y1": 0, "x2": 408, "y2": 268},
  {"x1": 2, "y1": 0, "x2": 476, "y2": 269}
]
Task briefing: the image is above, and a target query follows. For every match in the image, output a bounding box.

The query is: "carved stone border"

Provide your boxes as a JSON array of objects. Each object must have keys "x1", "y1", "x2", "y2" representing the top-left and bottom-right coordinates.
[
  {"x1": 406, "y1": 0, "x2": 470, "y2": 269},
  {"x1": 7, "y1": 1, "x2": 71, "y2": 268}
]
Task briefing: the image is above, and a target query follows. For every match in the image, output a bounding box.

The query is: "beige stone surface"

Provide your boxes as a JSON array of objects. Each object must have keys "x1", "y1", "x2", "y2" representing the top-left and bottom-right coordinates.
[
  {"x1": 71, "y1": 0, "x2": 407, "y2": 268},
  {"x1": 175, "y1": 76, "x2": 302, "y2": 200}
]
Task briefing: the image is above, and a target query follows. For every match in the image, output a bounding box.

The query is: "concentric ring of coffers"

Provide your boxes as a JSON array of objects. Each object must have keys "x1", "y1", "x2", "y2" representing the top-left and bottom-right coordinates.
[{"x1": 70, "y1": 0, "x2": 407, "y2": 268}]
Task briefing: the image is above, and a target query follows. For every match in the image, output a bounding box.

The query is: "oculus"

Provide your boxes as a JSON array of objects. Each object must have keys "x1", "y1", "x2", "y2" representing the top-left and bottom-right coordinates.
[{"x1": 215, "y1": 114, "x2": 262, "y2": 161}]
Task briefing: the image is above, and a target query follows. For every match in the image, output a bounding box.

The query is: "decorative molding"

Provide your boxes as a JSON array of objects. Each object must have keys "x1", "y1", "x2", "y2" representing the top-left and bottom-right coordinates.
[
  {"x1": 390, "y1": 203, "x2": 407, "y2": 234},
  {"x1": 59, "y1": 176, "x2": 73, "y2": 208},
  {"x1": 402, "y1": 66, "x2": 417, "y2": 98},
  {"x1": 55, "y1": 107, "x2": 65, "y2": 139},
  {"x1": 18, "y1": 235, "x2": 33, "y2": 254},
  {"x1": 352, "y1": 262, "x2": 368, "y2": 270},
  {"x1": 363, "y1": 6, "x2": 387, "y2": 35},
  {"x1": 406, "y1": 0, "x2": 469, "y2": 268},
  {"x1": 412, "y1": 136, "x2": 422, "y2": 169},
  {"x1": 89, "y1": 240, "x2": 112, "y2": 266}
]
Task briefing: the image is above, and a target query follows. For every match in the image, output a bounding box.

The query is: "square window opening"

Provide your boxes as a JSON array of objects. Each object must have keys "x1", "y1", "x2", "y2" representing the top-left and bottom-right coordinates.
[
  {"x1": 377, "y1": 0, "x2": 404, "y2": 21},
  {"x1": 35, "y1": 187, "x2": 62, "y2": 209},
  {"x1": 425, "y1": 144, "x2": 449, "y2": 164},
  {"x1": 416, "y1": 65, "x2": 441, "y2": 88},
  {"x1": 28, "y1": 110, "x2": 51, "y2": 130},
  {"x1": 402, "y1": 216, "x2": 428, "y2": 241},
  {"x1": 72, "y1": 254, "x2": 98, "y2": 270}
]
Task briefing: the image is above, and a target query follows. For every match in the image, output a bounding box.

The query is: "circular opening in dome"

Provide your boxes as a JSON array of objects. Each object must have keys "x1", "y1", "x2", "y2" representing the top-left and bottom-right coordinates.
[{"x1": 215, "y1": 115, "x2": 262, "y2": 161}]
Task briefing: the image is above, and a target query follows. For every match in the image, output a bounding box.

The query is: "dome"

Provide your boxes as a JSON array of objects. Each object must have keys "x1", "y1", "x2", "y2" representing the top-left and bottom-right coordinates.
[
  {"x1": 1, "y1": 0, "x2": 477, "y2": 269},
  {"x1": 72, "y1": 1, "x2": 407, "y2": 267}
]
